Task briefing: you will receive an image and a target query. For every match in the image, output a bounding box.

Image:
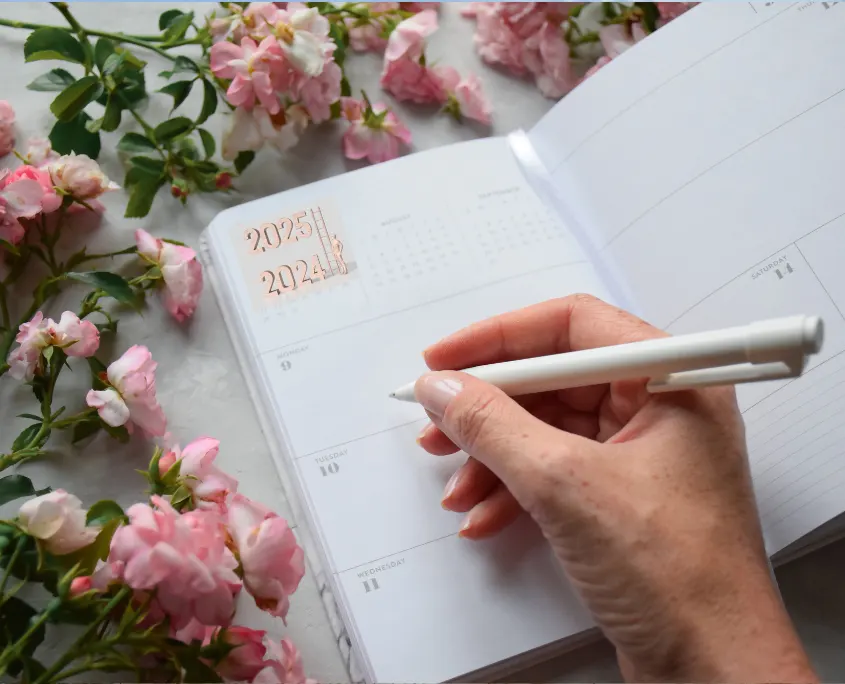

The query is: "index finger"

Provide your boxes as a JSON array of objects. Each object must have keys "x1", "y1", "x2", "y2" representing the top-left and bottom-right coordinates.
[{"x1": 424, "y1": 294, "x2": 666, "y2": 372}]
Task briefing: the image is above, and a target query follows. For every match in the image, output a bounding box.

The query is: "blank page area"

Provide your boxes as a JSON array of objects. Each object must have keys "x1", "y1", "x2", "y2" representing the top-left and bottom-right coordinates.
[
  {"x1": 529, "y1": 3, "x2": 845, "y2": 553},
  {"x1": 206, "y1": 138, "x2": 607, "y2": 682}
]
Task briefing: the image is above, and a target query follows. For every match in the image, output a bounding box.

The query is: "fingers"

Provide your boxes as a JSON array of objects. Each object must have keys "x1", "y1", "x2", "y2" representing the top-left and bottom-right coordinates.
[
  {"x1": 414, "y1": 370, "x2": 590, "y2": 490},
  {"x1": 424, "y1": 293, "x2": 666, "y2": 370},
  {"x1": 441, "y1": 457, "x2": 498, "y2": 512},
  {"x1": 417, "y1": 422, "x2": 459, "y2": 456},
  {"x1": 458, "y1": 484, "x2": 523, "y2": 539}
]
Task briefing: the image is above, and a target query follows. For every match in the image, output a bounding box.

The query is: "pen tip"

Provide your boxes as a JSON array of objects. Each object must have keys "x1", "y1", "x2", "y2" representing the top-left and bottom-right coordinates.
[{"x1": 388, "y1": 391, "x2": 396, "y2": 399}]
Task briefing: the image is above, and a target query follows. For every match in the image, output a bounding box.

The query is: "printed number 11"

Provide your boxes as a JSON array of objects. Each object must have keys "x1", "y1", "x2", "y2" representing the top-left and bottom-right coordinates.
[{"x1": 363, "y1": 578, "x2": 380, "y2": 593}]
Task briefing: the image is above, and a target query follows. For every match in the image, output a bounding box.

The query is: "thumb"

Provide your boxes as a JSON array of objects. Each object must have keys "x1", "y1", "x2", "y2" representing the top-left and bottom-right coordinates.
[{"x1": 414, "y1": 371, "x2": 583, "y2": 487}]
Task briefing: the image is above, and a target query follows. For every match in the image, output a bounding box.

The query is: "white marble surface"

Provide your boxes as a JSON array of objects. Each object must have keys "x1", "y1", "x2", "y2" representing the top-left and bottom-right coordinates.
[{"x1": 1, "y1": 3, "x2": 844, "y2": 682}]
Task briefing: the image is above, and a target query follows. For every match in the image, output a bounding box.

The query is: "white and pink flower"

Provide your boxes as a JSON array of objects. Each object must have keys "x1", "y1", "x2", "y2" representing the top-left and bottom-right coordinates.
[
  {"x1": 222, "y1": 104, "x2": 309, "y2": 160},
  {"x1": 380, "y1": 10, "x2": 446, "y2": 104},
  {"x1": 135, "y1": 229, "x2": 204, "y2": 322},
  {"x1": 165, "y1": 437, "x2": 239, "y2": 511},
  {"x1": 2, "y1": 165, "x2": 61, "y2": 214},
  {"x1": 7, "y1": 311, "x2": 100, "y2": 382},
  {"x1": 18, "y1": 490, "x2": 99, "y2": 556},
  {"x1": 435, "y1": 66, "x2": 492, "y2": 125},
  {"x1": 0, "y1": 169, "x2": 44, "y2": 246},
  {"x1": 48, "y1": 154, "x2": 118, "y2": 201},
  {"x1": 254, "y1": 637, "x2": 315, "y2": 684},
  {"x1": 0, "y1": 100, "x2": 15, "y2": 158},
  {"x1": 341, "y1": 98, "x2": 412, "y2": 164},
  {"x1": 228, "y1": 494, "x2": 305, "y2": 620},
  {"x1": 86, "y1": 345, "x2": 167, "y2": 437}
]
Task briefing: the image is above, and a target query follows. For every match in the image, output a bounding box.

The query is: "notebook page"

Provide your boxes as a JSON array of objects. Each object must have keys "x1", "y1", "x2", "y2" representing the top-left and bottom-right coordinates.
[
  {"x1": 205, "y1": 138, "x2": 607, "y2": 682},
  {"x1": 526, "y1": 2, "x2": 845, "y2": 554}
]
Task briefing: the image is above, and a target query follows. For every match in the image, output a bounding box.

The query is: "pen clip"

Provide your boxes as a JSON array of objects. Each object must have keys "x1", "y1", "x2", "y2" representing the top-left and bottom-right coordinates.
[{"x1": 647, "y1": 356, "x2": 806, "y2": 393}]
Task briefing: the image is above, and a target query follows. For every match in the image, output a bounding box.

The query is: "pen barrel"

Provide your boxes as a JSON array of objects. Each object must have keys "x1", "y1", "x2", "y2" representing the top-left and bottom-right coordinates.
[{"x1": 465, "y1": 315, "x2": 823, "y2": 395}]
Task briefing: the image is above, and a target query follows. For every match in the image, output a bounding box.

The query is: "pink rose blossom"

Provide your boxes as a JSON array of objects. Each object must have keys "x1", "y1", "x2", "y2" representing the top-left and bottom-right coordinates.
[
  {"x1": 381, "y1": 58, "x2": 446, "y2": 104},
  {"x1": 346, "y1": 3, "x2": 398, "y2": 53},
  {"x1": 134, "y1": 229, "x2": 204, "y2": 322},
  {"x1": 24, "y1": 138, "x2": 59, "y2": 167},
  {"x1": 7, "y1": 311, "x2": 99, "y2": 381},
  {"x1": 0, "y1": 171, "x2": 44, "y2": 246},
  {"x1": 86, "y1": 345, "x2": 167, "y2": 437},
  {"x1": 223, "y1": 104, "x2": 309, "y2": 160},
  {"x1": 211, "y1": 37, "x2": 285, "y2": 114},
  {"x1": 342, "y1": 99, "x2": 412, "y2": 164},
  {"x1": 657, "y1": 2, "x2": 697, "y2": 22},
  {"x1": 0, "y1": 101, "x2": 15, "y2": 158},
  {"x1": 18, "y1": 490, "x2": 99, "y2": 556},
  {"x1": 228, "y1": 494, "x2": 305, "y2": 620},
  {"x1": 384, "y1": 9, "x2": 437, "y2": 63},
  {"x1": 108, "y1": 496, "x2": 240, "y2": 629},
  {"x1": 298, "y1": 61, "x2": 341, "y2": 123},
  {"x1": 598, "y1": 22, "x2": 647, "y2": 59},
  {"x1": 3, "y1": 165, "x2": 61, "y2": 213},
  {"x1": 254, "y1": 638, "x2": 314, "y2": 684},
  {"x1": 48, "y1": 154, "x2": 118, "y2": 201},
  {"x1": 215, "y1": 626, "x2": 268, "y2": 681},
  {"x1": 158, "y1": 448, "x2": 178, "y2": 475},
  {"x1": 70, "y1": 576, "x2": 93, "y2": 596},
  {"x1": 527, "y1": 21, "x2": 575, "y2": 98},
  {"x1": 582, "y1": 55, "x2": 612, "y2": 81},
  {"x1": 169, "y1": 437, "x2": 239, "y2": 511},
  {"x1": 471, "y1": 4, "x2": 530, "y2": 74},
  {"x1": 435, "y1": 66, "x2": 492, "y2": 125}
]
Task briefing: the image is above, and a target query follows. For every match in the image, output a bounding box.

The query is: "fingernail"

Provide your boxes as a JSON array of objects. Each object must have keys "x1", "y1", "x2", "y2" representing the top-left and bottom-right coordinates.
[
  {"x1": 458, "y1": 513, "x2": 475, "y2": 537},
  {"x1": 441, "y1": 469, "x2": 461, "y2": 508},
  {"x1": 415, "y1": 372, "x2": 463, "y2": 417},
  {"x1": 416, "y1": 422, "x2": 436, "y2": 445}
]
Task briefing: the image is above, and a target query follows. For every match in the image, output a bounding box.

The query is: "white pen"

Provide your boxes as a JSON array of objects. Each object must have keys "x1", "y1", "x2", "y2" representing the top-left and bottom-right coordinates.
[{"x1": 389, "y1": 315, "x2": 824, "y2": 402}]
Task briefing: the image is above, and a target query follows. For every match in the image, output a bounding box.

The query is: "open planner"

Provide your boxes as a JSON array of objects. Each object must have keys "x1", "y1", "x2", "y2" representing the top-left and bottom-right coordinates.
[{"x1": 201, "y1": 3, "x2": 845, "y2": 681}]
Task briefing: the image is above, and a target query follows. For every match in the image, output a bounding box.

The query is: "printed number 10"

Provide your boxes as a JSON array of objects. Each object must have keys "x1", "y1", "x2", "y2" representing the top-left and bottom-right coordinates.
[{"x1": 320, "y1": 463, "x2": 339, "y2": 476}]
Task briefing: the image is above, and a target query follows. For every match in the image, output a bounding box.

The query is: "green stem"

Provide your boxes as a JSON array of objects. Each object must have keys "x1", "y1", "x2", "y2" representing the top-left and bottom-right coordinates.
[
  {"x1": 0, "y1": 537, "x2": 25, "y2": 596},
  {"x1": 34, "y1": 586, "x2": 131, "y2": 684},
  {"x1": 0, "y1": 283, "x2": 10, "y2": 331},
  {"x1": 51, "y1": 409, "x2": 97, "y2": 430},
  {"x1": 0, "y1": 609, "x2": 52, "y2": 676}
]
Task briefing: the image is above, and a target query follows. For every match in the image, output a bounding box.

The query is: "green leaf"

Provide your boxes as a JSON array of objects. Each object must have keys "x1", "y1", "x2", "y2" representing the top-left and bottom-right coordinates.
[
  {"x1": 117, "y1": 132, "x2": 157, "y2": 155},
  {"x1": 50, "y1": 76, "x2": 103, "y2": 122},
  {"x1": 86, "y1": 356, "x2": 108, "y2": 391},
  {"x1": 178, "y1": 137, "x2": 199, "y2": 161},
  {"x1": 234, "y1": 150, "x2": 255, "y2": 175},
  {"x1": 117, "y1": 66, "x2": 147, "y2": 105},
  {"x1": 125, "y1": 176, "x2": 166, "y2": 219},
  {"x1": 0, "y1": 475, "x2": 48, "y2": 506},
  {"x1": 102, "y1": 52, "x2": 127, "y2": 77},
  {"x1": 101, "y1": 95, "x2": 122, "y2": 132},
  {"x1": 329, "y1": 22, "x2": 346, "y2": 68},
  {"x1": 71, "y1": 419, "x2": 101, "y2": 444},
  {"x1": 61, "y1": 518, "x2": 121, "y2": 574},
  {"x1": 196, "y1": 79, "x2": 217, "y2": 126},
  {"x1": 11, "y1": 424, "x2": 42, "y2": 453},
  {"x1": 94, "y1": 37, "x2": 115, "y2": 71},
  {"x1": 635, "y1": 2, "x2": 660, "y2": 32},
  {"x1": 164, "y1": 12, "x2": 195, "y2": 44},
  {"x1": 170, "y1": 485, "x2": 192, "y2": 507},
  {"x1": 569, "y1": 3, "x2": 584, "y2": 17},
  {"x1": 0, "y1": 597, "x2": 46, "y2": 673},
  {"x1": 86, "y1": 500, "x2": 126, "y2": 527},
  {"x1": 85, "y1": 116, "x2": 103, "y2": 134},
  {"x1": 27, "y1": 68, "x2": 76, "y2": 92},
  {"x1": 159, "y1": 9, "x2": 185, "y2": 30},
  {"x1": 161, "y1": 55, "x2": 199, "y2": 78},
  {"x1": 102, "y1": 422, "x2": 131, "y2": 443},
  {"x1": 198, "y1": 128, "x2": 215, "y2": 158},
  {"x1": 340, "y1": 75, "x2": 351, "y2": 98},
  {"x1": 130, "y1": 156, "x2": 166, "y2": 175},
  {"x1": 154, "y1": 116, "x2": 193, "y2": 143},
  {"x1": 23, "y1": 27, "x2": 85, "y2": 64},
  {"x1": 159, "y1": 80, "x2": 194, "y2": 111},
  {"x1": 16, "y1": 413, "x2": 42, "y2": 421},
  {"x1": 193, "y1": 160, "x2": 218, "y2": 174},
  {"x1": 329, "y1": 100, "x2": 342, "y2": 120},
  {"x1": 182, "y1": 655, "x2": 223, "y2": 683},
  {"x1": 67, "y1": 272, "x2": 141, "y2": 310},
  {"x1": 49, "y1": 113, "x2": 101, "y2": 158}
]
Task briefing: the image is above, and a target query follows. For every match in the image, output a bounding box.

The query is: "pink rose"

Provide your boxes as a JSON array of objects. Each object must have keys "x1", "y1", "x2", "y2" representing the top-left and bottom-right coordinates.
[
  {"x1": 342, "y1": 99, "x2": 412, "y2": 164},
  {"x1": 18, "y1": 490, "x2": 100, "y2": 556},
  {"x1": 7, "y1": 311, "x2": 99, "y2": 382},
  {"x1": 227, "y1": 494, "x2": 305, "y2": 620},
  {"x1": 254, "y1": 638, "x2": 314, "y2": 684},
  {"x1": 134, "y1": 229, "x2": 204, "y2": 322},
  {"x1": 222, "y1": 104, "x2": 309, "y2": 160},
  {"x1": 24, "y1": 138, "x2": 59, "y2": 167},
  {"x1": 86, "y1": 345, "x2": 167, "y2": 437},
  {"x1": 211, "y1": 36, "x2": 284, "y2": 114},
  {"x1": 171, "y1": 437, "x2": 239, "y2": 511},
  {"x1": 657, "y1": 2, "x2": 697, "y2": 22},
  {"x1": 435, "y1": 66, "x2": 492, "y2": 125},
  {"x1": 48, "y1": 154, "x2": 118, "y2": 201},
  {"x1": 346, "y1": 4, "x2": 399, "y2": 53},
  {"x1": 3, "y1": 165, "x2": 61, "y2": 213},
  {"x1": 598, "y1": 22, "x2": 647, "y2": 60},
  {"x1": 383, "y1": 9, "x2": 437, "y2": 63},
  {"x1": 297, "y1": 60, "x2": 341, "y2": 123},
  {"x1": 215, "y1": 626, "x2": 268, "y2": 681},
  {"x1": 472, "y1": 4, "x2": 529, "y2": 74},
  {"x1": 527, "y1": 21, "x2": 575, "y2": 98},
  {"x1": 108, "y1": 496, "x2": 240, "y2": 629},
  {"x1": 0, "y1": 100, "x2": 15, "y2": 158},
  {"x1": 69, "y1": 576, "x2": 93, "y2": 596},
  {"x1": 273, "y1": 6, "x2": 334, "y2": 77},
  {"x1": 381, "y1": 58, "x2": 446, "y2": 104},
  {"x1": 0, "y1": 171, "x2": 44, "y2": 246}
]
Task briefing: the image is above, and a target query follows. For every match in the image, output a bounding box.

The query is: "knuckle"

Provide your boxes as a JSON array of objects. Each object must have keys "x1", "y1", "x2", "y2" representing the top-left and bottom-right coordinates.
[{"x1": 449, "y1": 391, "x2": 500, "y2": 453}]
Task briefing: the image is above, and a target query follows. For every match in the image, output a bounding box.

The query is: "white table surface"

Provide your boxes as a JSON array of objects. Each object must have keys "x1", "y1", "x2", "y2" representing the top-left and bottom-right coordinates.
[{"x1": 1, "y1": 3, "x2": 844, "y2": 681}]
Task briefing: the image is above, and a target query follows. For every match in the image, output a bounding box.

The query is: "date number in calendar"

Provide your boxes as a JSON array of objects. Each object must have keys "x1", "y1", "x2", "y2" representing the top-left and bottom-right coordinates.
[{"x1": 238, "y1": 204, "x2": 353, "y2": 302}]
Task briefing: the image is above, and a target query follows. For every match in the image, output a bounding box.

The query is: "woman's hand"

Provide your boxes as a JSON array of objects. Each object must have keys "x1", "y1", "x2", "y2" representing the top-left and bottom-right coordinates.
[{"x1": 415, "y1": 294, "x2": 815, "y2": 682}]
